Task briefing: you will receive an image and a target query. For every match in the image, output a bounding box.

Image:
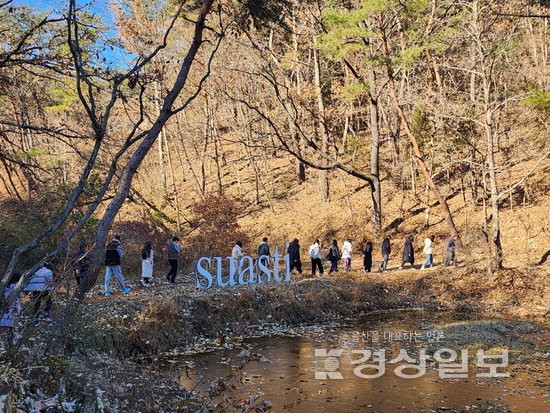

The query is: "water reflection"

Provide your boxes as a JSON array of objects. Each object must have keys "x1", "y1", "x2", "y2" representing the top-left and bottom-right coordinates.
[{"x1": 165, "y1": 313, "x2": 549, "y2": 412}]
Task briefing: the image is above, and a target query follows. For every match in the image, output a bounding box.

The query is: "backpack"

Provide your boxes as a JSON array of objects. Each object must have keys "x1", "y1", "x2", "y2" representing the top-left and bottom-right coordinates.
[
  {"x1": 258, "y1": 243, "x2": 269, "y2": 256},
  {"x1": 327, "y1": 246, "x2": 338, "y2": 261}
]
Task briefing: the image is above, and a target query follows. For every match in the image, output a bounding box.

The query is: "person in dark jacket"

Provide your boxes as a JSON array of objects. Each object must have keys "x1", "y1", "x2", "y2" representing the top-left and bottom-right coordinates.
[
  {"x1": 166, "y1": 236, "x2": 180, "y2": 283},
  {"x1": 287, "y1": 239, "x2": 302, "y2": 275},
  {"x1": 444, "y1": 235, "x2": 458, "y2": 267},
  {"x1": 104, "y1": 235, "x2": 130, "y2": 296},
  {"x1": 400, "y1": 235, "x2": 415, "y2": 269},
  {"x1": 257, "y1": 237, "x2": 270, "y2": 257},
  {"x1": 73, "y1": 243, "x2": 90, "y2": 286},
  {"x1": 327, "y1": 239, "x2": 341, "y2": 274},
  {"x1": 362, "y1": 241, "x2": 373, "y2": 273},
  {"x1": 379, "y1": 236, "x2": 391, "y2": 272}
]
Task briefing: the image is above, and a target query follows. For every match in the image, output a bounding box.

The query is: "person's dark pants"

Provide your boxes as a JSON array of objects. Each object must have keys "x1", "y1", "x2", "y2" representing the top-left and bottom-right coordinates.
[
  {"x1": 311, "y1": 258, "x2": 323, "y2": 277},
  {"x1": 167, "y1": 259, "x2": 178, "y2": 283},
  {"x1": 344, "y1": 258, "x2": 352, "y2": 271},
  {"x1": 401, "y1": 260, "x2": 414, "y2": 268},
  {"x1": 75, "y1": 270, "x2": 87, "y2": 286},
  {"x1": 444, "y1": 248, "x2": 456, "y2": 267},
  {"x1": 363, "y1": 259, "x2": 371, "y2": 272},
  {"x1": 329, "y1": 260, "x2": 338, "y2": 273},
  {"x1": 31, "y1": 291, "x2": 52, "y2": 318},
  {"x1": 290, "y1": 260, "x2": 302, "y2": 274},
  {"x1": 380, "y1": 254, "x2": 389, "y2": 271}
]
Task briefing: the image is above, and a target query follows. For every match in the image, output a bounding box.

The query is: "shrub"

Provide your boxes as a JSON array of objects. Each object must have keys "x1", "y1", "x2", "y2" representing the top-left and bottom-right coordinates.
[{"x1": 184, "y1": 194, "x2": 250, "y2": 261}]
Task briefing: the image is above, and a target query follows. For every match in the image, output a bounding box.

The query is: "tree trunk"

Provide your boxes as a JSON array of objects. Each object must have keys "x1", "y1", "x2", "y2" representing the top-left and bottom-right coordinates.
[
  {"x1": 291, "y1": 7, "x2": 306, "y2": 182},
  {"x1": 381, "y1": 30, "x2": 459, "y2": 239},
  {"x1": 473, "y1": 0, "x2": 503, "y2": 269},
  {"x1": 213, "y1": 133, "x2": 224, "y2": 194},
  {"x1": 483, "y1": 99, "x2": 503, "y2": 269},
  {"x1": 164, "y1": 131, "x2": 182, "y2": 231},
  {"x1": 313, "y1": 44, "x2": 329, "y2": 202},
  {"x1": 154, "y1": 82, "x2": 167, "y2": 192},
  {"x1": 368, "y1": 84, "x2": 382, "y2": 233}
]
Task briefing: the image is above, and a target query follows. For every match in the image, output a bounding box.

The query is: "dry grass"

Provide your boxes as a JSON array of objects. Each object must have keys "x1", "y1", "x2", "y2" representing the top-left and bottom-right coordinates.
[{"x1": 76, "y1": 260, "x2": 549, "y2": 357}]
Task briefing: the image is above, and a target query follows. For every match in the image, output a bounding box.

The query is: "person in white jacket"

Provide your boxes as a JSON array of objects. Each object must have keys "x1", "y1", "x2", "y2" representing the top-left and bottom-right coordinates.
[
  {"x1": 309, "y1": 240, "x2": 324, "y2": 277},
  {"x1": 140, "y1": 241, "x2": 154, "y2": 287},
  {"x1": 232, "y1": 241, "x2": 244, "y2": 274},
  {"x1": 421, "y1": 236, "x2": 435, "y2": 269},
  {"x1": 341, "y1": 239, "x2": 353, "y2": 271},
  {"x1": 24, "y1": 263, "x2": 54, "y2": 324}
]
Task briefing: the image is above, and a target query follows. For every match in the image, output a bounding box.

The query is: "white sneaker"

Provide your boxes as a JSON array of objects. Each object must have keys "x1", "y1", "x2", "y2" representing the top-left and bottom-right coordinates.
[{"x1": 140, "y1": 279, "x2": 147, "y2": 287}]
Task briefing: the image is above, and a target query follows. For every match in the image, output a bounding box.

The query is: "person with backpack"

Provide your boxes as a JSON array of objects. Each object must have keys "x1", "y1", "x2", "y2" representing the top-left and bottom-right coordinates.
[
  {"x1": 379, "y1": 235, "x2": 391, "y2": 273},
  {"x1": 141, "y1": 241, "x2": 154, "y2": 287},
  {"x1": 309, "y1": 240, "x2": 323, "y2": 277},
  {"x1": 362, "y1": 240, "x2": 373, "y2": 273},
  {"x1": 24, "y1": 263, "x2": 54, "y2": 324},
  {"x1": 342, "y1": 239, "x2": 353, "y2": 271},
  {"x1": 104, "y1": 235, "x2": 130, "y2": 296},
  {"x1": 166, "y1": 236, "x2": 180, "y2": 283},
  {"x1": 287, "y1": 239, "x2": 302, "y2": 275},
  {"x1": 257, "y1": 237, "x2": 270, "y2": 257},
  {"x1": 327, "y1": 240, "x2": 341, "y2": 274},
  {"x1": 72, "y1": 243, "x2": 90, "y2": 287},
  {"x1": 421, "y1": 235, "x2": 435, "y2": 269},
  {"x1": 400, "y1": 235, "x2": 415, "y2": 269}
]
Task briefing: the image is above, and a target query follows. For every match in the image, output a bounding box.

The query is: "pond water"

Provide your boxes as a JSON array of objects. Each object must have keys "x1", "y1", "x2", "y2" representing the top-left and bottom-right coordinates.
[{"x1": 162, "y1": 311, "x2": 549, "y2": 412}]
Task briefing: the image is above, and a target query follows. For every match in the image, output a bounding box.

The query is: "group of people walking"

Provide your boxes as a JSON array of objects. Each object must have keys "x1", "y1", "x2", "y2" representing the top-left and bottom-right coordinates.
[
  {"x1": 99, "y1": 235, "x2": 182, "y2": 296},
  {"x1": 0, "y1": 235, "x2": 183, "y2": 327},
  {"x1": 68, "y1": 235, "x2": 183, "y2": 297},
  {"x1": 232, "y1": 234, "x2": 459, "y2": 278},
  {"x1": 1, "y1": 231, "x2": 459, "y2": 328}
]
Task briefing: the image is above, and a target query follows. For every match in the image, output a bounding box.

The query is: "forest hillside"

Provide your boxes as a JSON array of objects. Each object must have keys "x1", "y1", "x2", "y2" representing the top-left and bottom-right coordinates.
[
  {"x1": 0, "y1": 1, "x2": 549, "y2": 412},
  {"x1": 0, "y1": 0, "x2": 548, "y2": 282}
]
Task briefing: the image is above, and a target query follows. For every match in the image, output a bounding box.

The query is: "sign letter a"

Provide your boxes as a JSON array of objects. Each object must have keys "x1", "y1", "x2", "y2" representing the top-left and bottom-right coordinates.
[{"x1": 238, "y1": 256, "x2": 255, "y2": 285}]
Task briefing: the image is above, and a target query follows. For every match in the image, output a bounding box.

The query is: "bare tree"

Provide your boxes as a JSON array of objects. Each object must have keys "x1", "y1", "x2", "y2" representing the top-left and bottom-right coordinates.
[
  {"x1": 82, "y1": 0, "x2": 220, "y2": 293},
  {"x1": 0, "y1": 0, "x2": 220, "y2": 314}
]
